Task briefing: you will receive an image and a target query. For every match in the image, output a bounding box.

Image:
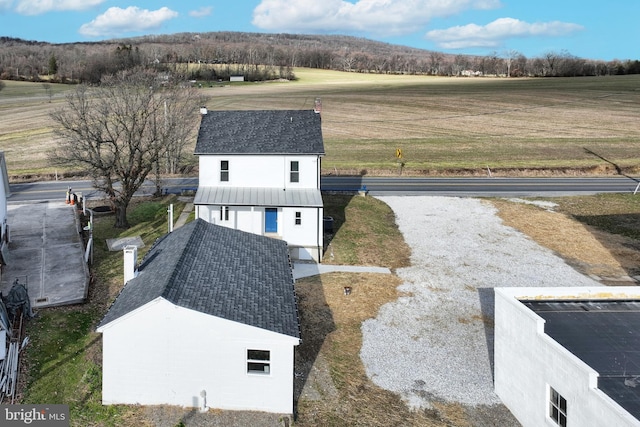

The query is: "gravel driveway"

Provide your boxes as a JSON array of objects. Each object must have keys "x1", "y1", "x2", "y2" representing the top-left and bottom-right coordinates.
[{"x1": 361, "y1": 196, "x2": 601, "y2": 410}]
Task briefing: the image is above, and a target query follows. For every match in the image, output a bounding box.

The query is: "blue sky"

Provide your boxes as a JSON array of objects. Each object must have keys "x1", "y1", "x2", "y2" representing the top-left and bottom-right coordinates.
[{"x1": 0, "y1": 0, "x2": 637, "y2": 61}]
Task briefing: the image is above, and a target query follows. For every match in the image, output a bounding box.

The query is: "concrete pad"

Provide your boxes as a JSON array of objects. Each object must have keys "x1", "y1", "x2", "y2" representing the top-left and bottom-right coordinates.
[
  {"x1": 0, "y1": 201, "x2": 89, "y2": 308},
  {"x1": 106, "y1": 236, "x2": 144, "y2": 251},
  {"x1": 292, "y1": 262, "x2": 391, "y2": 280}
]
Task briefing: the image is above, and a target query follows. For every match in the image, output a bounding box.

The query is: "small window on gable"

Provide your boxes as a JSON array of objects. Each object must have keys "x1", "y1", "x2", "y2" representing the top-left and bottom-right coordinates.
[
  {"x1": 220, "y1": 160, "x2": 229, "y2": 182},
  {"x1": 219, "y1": 206, "x2": 229, "y2": 222},
  {"x1": 549, "y1": 386, "x2": 567, "y2": 427},
  {"x1": 247, "y1": 349, "x2": 270, "y2": 375},
  {"x1": 290, "y1": 161, "x2": 299, "y2": 183},
  {"x1": 295, "y1": 211, "x2": 302, "y2": 225}
]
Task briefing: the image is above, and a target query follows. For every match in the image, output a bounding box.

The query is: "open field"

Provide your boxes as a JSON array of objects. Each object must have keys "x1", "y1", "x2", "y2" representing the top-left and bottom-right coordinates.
[{"x1": 2, "y1": 70, "x2": 640, "y2": 178}]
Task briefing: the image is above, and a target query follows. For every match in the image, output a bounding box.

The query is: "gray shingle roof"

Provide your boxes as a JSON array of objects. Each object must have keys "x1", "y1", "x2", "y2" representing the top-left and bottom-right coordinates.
[
  {"x1": 97, "y1": 219, "x2": 300, "y2": 339},
  {"x1": 194, "y1": 186, "x2": 323, "y2": 207},
  {"x1": 194, "y1": 110, "x2": 325, "y2": 155}
]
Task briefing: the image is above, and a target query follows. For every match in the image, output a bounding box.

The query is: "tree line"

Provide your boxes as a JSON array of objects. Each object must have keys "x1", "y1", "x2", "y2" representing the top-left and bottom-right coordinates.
[{"x1": 1, "y1": 32, "x2": 640, "y2": 85}]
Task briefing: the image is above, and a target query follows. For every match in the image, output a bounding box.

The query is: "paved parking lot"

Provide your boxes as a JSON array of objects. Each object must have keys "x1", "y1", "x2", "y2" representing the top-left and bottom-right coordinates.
[{"x1": 0, "y1": 201, "x2": 89, "y2": 308}]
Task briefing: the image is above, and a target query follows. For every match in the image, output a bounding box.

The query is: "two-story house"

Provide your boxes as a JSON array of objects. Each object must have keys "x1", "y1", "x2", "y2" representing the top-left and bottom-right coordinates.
[{"x1": 193, "y1": 109, "x2": 325, "y2": 262}]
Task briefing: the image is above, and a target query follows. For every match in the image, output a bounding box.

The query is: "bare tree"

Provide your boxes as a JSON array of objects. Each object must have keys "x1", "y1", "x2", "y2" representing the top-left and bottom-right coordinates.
[
  {"x1": 41, "y1": 82, "x2": 53, "y2": 102},
  {"x1": 50, "y1": 69, "x2": 202, "y2": 228},
  {"x1": 502, "y1": 49, "x2": 521, "y2": 77},
  {"x1": 153, "y1": 80, "x2": 206, "y2": 190}
]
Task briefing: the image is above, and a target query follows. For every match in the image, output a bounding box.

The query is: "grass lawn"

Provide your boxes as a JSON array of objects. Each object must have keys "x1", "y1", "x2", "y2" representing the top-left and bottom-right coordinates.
[
  {"x1": 20, "y1": 195, "x2": 187, "y2": 426},
  {"x1": 16, "y1": 191, "x2": 640, "y2": 426},
  {"x1": 18, "y1": 193, "x2": 409, "y2": 425}
]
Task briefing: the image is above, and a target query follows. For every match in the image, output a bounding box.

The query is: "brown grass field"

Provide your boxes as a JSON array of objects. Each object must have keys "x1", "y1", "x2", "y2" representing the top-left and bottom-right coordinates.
[{"x1": 2, "y1": 69, "x2": 640, "y2": 178}]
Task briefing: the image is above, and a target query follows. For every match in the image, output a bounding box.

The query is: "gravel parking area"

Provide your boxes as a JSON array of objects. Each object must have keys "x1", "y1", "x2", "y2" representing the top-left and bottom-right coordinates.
[{"x1": 361, "y1": 196, "x2": 601, "y2": 410}]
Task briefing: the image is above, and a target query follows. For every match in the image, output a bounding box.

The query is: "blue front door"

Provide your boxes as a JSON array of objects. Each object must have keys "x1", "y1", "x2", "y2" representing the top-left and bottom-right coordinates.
[{"x1": 265, "y1": 208, "x2": 277, "y2": 233}]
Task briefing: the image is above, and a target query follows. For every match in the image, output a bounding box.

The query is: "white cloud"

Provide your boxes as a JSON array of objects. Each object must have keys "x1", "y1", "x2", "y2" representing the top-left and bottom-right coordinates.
[
  {"x1": 252, "y1": 0, "x2": 501, "y2": 36},
  {"x1": 189, "y1": 6, "x2": 213, "y2": 18},
  {"x1": 79, "y1": 6, "x2": 178, "y2": 37},
  {"x1": 0, "y1": 0, "x2": 13, "y2": 12},
  {"x1": 426, "y1": 17, "x2": 584, "y2": 49},
  {"x1": 14, "y1": 0, "x2": 105, "y2": 15}
]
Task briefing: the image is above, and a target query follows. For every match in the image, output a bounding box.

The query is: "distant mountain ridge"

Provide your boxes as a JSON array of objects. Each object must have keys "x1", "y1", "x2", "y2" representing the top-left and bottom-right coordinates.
[{"x1": 1, "y1": 31, "x2": 637, "y2": 83}]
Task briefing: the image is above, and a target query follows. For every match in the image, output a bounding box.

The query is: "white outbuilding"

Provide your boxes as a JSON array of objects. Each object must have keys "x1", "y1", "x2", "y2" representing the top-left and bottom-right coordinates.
[
  {"x1": 97, "y1": 219, "x2": 301, "y2": 414},
  {"x1": 495, "y1": 286, "x2": 640, "y2": 427}
]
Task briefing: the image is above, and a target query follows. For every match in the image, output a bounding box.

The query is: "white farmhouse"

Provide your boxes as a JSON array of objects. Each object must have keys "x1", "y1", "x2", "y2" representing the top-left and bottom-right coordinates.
[
  {"x1": 0, "y1": 152, "x2": 10, "y2": 268},
  {"x1": 495, "y1": 286, "x2": 640, "y2": 427},
  {"x1": 97, "y1": 219, "x2": 301, "y2": 414},
  {"x1": 193, "y1": 109, "x2": 325, "y2": 262}
]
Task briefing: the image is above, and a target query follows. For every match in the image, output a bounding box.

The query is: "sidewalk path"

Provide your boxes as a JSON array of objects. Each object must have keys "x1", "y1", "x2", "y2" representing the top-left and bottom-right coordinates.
[
  {"x1": 293, "y1": 263, "x2": 391, "y2": 279},
  {"x1": 174, "y1": 202, "x2": 193, "y2": 228}
]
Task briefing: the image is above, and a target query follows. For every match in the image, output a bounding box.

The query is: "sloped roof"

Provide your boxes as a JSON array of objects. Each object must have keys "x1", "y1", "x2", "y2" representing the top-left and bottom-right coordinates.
[
  {"x1": 194, "y1": 186, "x2": 323, "y2": 207},
  {"x1": 194, "y1": 110, "x2": 325, "y2": 155},
  {"x1": 98, "y1": 219, "x2": 300, "y2": 339}
]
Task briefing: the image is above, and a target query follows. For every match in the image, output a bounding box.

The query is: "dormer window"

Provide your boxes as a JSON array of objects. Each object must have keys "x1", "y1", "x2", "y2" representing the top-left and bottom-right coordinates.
[
  {"x1": 220, "y1": 160, "x2": 229, "y2": 182},
  {"x1": 290, "y1": 161, "x2": 299, "y2": 183}
]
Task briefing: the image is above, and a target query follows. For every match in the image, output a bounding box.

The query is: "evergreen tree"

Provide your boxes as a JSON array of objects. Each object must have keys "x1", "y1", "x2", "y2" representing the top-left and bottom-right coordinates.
[{"x1": 48, "y1": 54, "x2": 58, "y2": 75}]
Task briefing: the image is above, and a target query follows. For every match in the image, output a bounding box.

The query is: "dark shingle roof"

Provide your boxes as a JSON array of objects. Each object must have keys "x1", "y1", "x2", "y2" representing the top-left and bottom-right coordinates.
[
  {"x1": 98, "y1": 219, "x2": 300, "y2": 339},
  {"x1": 194, "y1": 110, "x2": 325, "y2": 155}
]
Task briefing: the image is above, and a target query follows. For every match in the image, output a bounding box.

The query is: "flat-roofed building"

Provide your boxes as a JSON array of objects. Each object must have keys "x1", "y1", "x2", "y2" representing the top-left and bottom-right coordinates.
[{"x1": 495, "y1": 286, "x2": 640, "y2": 427}]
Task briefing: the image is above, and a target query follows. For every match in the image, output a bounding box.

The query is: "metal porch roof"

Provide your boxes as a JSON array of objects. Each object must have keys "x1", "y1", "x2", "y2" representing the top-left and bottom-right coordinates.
[{"x1": 194, "y1": 186, "x2": 323, "y2": 207}]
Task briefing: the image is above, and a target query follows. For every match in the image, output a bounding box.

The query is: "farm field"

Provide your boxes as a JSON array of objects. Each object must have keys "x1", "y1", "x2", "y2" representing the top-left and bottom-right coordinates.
[{"x1": 1, "y1": 69, "x2": 640, "y2": 178}]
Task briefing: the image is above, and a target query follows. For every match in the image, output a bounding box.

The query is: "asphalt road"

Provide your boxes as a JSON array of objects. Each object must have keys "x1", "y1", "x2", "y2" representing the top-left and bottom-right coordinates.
[{"x1": 7, "y1": 175, "x2": 640, "y2": 203}]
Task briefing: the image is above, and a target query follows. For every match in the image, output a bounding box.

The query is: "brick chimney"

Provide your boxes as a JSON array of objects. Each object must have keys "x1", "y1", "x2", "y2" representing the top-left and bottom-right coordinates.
[{"x1": 123, "y1": 245, "x2": 138, "y2": 283}]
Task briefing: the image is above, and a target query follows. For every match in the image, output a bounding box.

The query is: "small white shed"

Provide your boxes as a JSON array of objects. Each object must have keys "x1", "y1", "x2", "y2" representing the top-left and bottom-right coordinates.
[{"x1": 97, "y1": 219, "x2": 301, "y2": 414}]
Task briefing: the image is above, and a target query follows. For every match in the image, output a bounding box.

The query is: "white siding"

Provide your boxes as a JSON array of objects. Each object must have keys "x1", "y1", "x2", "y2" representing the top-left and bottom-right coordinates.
[
  {"x1": 236, "y1": 206, "x2": 258, "y2": 233},
  {"x1": 195, "y1": 205, "x2": 323, "y2": 261},
  {"x1": 0, "y1": 163, "x2": 7, "y2": 239},
  {"x1": 99, "y1": 298, "x2": 299, "y2": 414},
  {"x1": 281, "y1": 207, "x2": 323, "y2": 261},
  {"x1": 199, "y1": 155, "x2": 320, "y2": 189},
  {"x1": 196, "y1": 152, "x2": 324, "y2": 261},
  {"x1": 0, "y1": 183, "x2": 6, "y2": 239},
  {"x1": 494, "y1": 287, "x2": 640, "y2": 427}
]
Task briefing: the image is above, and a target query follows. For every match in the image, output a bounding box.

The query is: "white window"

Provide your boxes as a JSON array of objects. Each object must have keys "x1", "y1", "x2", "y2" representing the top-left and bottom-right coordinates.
[
  {"x1": 247, "y1": 349, "x2": 270, "y2": 374},
  {"x1": 295, "y1": 211, "x2": 302, "y2": 225},
  {"x1": 220, "y1": 160, "x2": 229, "y2": 182},
  {"x1": 219, "y1": 206, "x2": 229, "y2": 222},
  {"x1": 290, "y1": 161, "x2": 299, "y2": 183},
  {"x1": 549, "y1": 387, "x2": 567, "y2": 427}
]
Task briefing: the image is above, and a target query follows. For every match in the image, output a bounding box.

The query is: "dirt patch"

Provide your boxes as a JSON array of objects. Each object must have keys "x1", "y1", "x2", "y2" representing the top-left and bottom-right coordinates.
[
  {"x1": 492, "y1": 198, "x2": 640, "y2": 281},
  {"x1": 294, "y1": 273, "x2": 475, "y2": 426}
]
